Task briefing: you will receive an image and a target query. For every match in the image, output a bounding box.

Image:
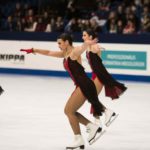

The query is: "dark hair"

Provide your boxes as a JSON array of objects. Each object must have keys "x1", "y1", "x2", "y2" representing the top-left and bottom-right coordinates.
[
  {"x1": 84, "y1": 28, "x2": 98, "y2": 40},
  {"x1": 58, "y1": 33, "x2": 73, "y2": 46}
]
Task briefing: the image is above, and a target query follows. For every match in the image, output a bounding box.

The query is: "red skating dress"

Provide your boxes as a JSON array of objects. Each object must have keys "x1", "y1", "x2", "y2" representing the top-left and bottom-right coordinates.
[
  {"x1": 86, "y1": 51, "x2": 127, "y2": 100},
  {"x1": 63, "y1": 57, "x2": 104, "y2": 116}
]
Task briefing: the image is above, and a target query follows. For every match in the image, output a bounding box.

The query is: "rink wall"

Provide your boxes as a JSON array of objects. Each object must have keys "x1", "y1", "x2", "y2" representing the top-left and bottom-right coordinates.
[{"x1": 0, "y1": 32, "x2": 150, "y2": 82}]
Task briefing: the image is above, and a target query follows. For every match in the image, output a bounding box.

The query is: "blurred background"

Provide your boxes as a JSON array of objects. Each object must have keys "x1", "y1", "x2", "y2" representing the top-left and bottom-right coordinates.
[{"x1": 0, "y1": 0, "x2": 149, "y2": 33}]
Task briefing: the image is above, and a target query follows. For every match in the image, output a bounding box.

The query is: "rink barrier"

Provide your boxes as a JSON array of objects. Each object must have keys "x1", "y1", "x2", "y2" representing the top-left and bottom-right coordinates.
[
  {"x1": 0, "y1": 31, "x2": 150, "y2": 44},
  {"x1": 0, "y1": 32, "x2": 150, "y2": 82},
  {"x1": 0, "y1": 68, "x2": 150, "y2": 82}
]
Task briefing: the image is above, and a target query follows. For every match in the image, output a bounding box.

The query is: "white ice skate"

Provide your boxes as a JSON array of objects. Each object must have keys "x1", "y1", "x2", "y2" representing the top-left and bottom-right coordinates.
[
  {"x1": 86, "y1": 123, "x2": 105, "y2": 145},
  {"x1": 94, "y1": 118, "x2": 103, "y2": 128},
  {"x1": 104, "y1": 109, "x2": 119, "y2": 127},
  {"x1": 66, "y1": 134, "x2": 85, "y2": 150}
]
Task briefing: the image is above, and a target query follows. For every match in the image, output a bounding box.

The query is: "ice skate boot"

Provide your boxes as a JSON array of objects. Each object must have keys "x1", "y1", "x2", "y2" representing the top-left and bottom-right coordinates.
[
  {"x1": 86, "y1": 123, "x2": 105, "y2": 145},
  {"x1": 94, "y1": 118, "x2": 103, "y2": 128},
  {"x1": 104, "y1": 109, "x2": 119, "y2": 127},
  {"x1": 66, "y1": 134, "x2": 85, "y2": 150}
]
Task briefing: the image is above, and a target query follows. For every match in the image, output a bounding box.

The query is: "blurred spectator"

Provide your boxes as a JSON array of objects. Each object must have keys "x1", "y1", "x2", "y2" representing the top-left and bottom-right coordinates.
[
  {"x1": 65, "y1": 18, "x2": 79, "y2": 33},
  {"x1": 141, "y1": 14, "x2": 150, "y2": 33},
  {"x1": 117, "y1": 5, "x2": 126, "y2": 21},
  {"x1": 54, "y1": 16, "x2": 64, "y2": 32},
  {"x1": 96, "y1": 0, "x2": 111, "y2": 19},
  {"x1": 43, "y1": 11, "x2": 50, "y2": 25},
  {"x1": 117, "y1": 20, "x2": 124, "y2": 34},
  {"x1": 90, "y1": 18, "x2": 102, "y2": 33},
  {"x1": 143, "y1": 0, "x2": 150, "y2": 6},
  {"x1": 3, "y1": 16, "x2": 16, "y2": 31},
  {"x1": 105, "y1": 11, "x2": 117, "y2": 33},
  {"x1": 123, "y1": 19, "x2": 136, "y2": 34},
  {"x1": 0, "y1": 0, "x2": 150, "y2": 34},
  {"x1": 35, "y1": 17, "x2": 47, "y2": 32},
  {"x1": 83, "y1": 19, "x2": 91, "y2": 31},
  {"x1": 25, "y1": 8, "x2": 34, "y2": 22},
  {"x1": 65, "y1": 0, "x2": 78, "y2": 20},
  {"x1": 109, "y1": 19, "x2": 117, "y2": 33},
  {"x1": 24, "y1": 16, "x2": 37, "y2": 32}
]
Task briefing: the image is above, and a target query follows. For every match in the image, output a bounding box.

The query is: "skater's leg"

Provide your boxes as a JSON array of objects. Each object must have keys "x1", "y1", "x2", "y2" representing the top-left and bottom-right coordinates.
[
  {"x1": 65, "y1": 87, "x2": 90, "y2": 149},
  {"x1": 65, "y1": 87, "x2": 104, "y2": 148},
  {"x1": 64, "y1": 87, "x2": 90, "y2": 134},
  {"x1": 75, "y1": 112, "x2": 90, "y2": 125}
]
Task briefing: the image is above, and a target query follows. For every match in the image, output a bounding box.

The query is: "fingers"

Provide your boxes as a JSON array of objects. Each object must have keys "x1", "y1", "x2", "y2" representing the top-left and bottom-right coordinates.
[
  {"x1": 93, "y1": 38, "x2": 99, "y2": 44},
  {"x1": 20, "y1": 48, "x2": 33, "y2": 54},
  {"x1": 100, "y1": 47, "x2": 106, "y2": 50},
  {"x1": 85, "y1": 38, "x2": 99, "y2": 45},
  {"x1": 20, "y1": 49, "x2": 25, "y2": 51}
]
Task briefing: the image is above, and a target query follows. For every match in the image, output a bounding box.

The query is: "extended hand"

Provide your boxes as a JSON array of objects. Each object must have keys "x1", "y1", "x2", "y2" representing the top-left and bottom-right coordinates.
[
  {"x1": 20, "y1": 48, "x2": 34, "y2": 54},
  {"x1": 92, "y1": 44, "x2": 106, "y2": 52}
]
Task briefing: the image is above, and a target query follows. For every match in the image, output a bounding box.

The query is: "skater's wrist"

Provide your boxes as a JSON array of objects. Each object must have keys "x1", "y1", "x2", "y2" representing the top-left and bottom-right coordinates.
[{"x1": 32, "y1": 48, "x2": 36, "y2": 53}]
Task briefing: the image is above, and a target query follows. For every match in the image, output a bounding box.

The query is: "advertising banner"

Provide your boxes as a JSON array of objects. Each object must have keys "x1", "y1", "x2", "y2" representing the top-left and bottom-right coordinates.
[
  {"x1": 0, "y1": 40, "x2": 150, "y2": 80},
  {"x1": 102, "y1": 51, "x2": 147, "y2": 70}
]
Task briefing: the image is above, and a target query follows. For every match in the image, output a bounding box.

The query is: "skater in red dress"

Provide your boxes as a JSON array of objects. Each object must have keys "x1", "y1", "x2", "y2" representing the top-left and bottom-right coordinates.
[
  {"x1": 20, "y1": 33, "x2": 105, "y2": 149},
  {"x1": 0, "y1": 86, "x2": 4, "y2": 95},
  {"x1": 82, "y1": 29, "x2": 127, "y2": 126}
]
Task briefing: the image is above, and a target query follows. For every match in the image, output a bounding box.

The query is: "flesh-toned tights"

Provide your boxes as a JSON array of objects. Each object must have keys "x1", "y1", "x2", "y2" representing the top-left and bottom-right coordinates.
[{"x1": 64, "y1": 77, "x2": 105, "y2": 134}]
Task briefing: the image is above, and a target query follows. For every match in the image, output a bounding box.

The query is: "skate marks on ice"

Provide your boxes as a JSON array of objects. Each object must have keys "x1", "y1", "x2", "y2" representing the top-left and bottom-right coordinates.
[{"x1": 0, "y1": 75, "x2": 150, "y2": 150}]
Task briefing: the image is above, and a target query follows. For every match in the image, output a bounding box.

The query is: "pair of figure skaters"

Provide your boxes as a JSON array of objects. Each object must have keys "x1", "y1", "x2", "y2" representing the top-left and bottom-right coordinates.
[{"x1": 20, "y1": 29, "x2": 127, "y2": 150}]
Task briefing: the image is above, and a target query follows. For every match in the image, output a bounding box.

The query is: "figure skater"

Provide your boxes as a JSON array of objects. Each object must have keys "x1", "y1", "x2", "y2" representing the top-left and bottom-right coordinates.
[
  {"x1": 20, "y1": 33, "x2": 106, "y2": 149},
  {"x1": 82, "y1": 29, "x2": 127, "y2": 127},
  {"x1": 0, "y1": 86, "x2": 4, "y2": 95}
]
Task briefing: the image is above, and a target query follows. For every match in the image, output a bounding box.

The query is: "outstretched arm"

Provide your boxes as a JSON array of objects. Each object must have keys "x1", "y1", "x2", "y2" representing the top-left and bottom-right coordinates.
[
  {"x1": 33, "y1": 48, "x2": 64, "y2": 58},
  {"x1": 20, "y1": 48, "x2": 64, "y2": 58},
  {"x1": 72, "y1": 39, "x2": 98, "y2": 57}
]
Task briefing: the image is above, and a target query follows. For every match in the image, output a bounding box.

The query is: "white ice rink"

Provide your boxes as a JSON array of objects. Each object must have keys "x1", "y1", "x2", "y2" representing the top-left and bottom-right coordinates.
[{"x1": 0, "y1": 74, "x2": 150, "y2": 150}]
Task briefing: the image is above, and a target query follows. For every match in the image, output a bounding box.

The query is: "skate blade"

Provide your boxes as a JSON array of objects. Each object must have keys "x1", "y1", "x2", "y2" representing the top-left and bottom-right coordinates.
[
  {"x1": 66, "y1": 148, "x2": 84, "y2": 150},
  {"x1": 89, "y1": 130, "x2": 106, "y2": 145},
  {"x1": 105, "y1": 113, "x2": 119, "y2": 127}
]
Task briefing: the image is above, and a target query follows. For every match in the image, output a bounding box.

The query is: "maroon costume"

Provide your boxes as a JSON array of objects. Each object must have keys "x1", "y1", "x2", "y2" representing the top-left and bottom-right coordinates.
[
  {"x1": 63, "y1": 57, "x2": 104, "y2": 116},
  {"x1": 86, "y1": 51, "x2": 127, "y2": 100}
]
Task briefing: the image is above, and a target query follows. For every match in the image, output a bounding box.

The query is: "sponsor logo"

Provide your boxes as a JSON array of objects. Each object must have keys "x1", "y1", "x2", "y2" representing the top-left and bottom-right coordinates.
[{"x1": 0, "y1": 54, "x2": 25, "y2": 64}]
